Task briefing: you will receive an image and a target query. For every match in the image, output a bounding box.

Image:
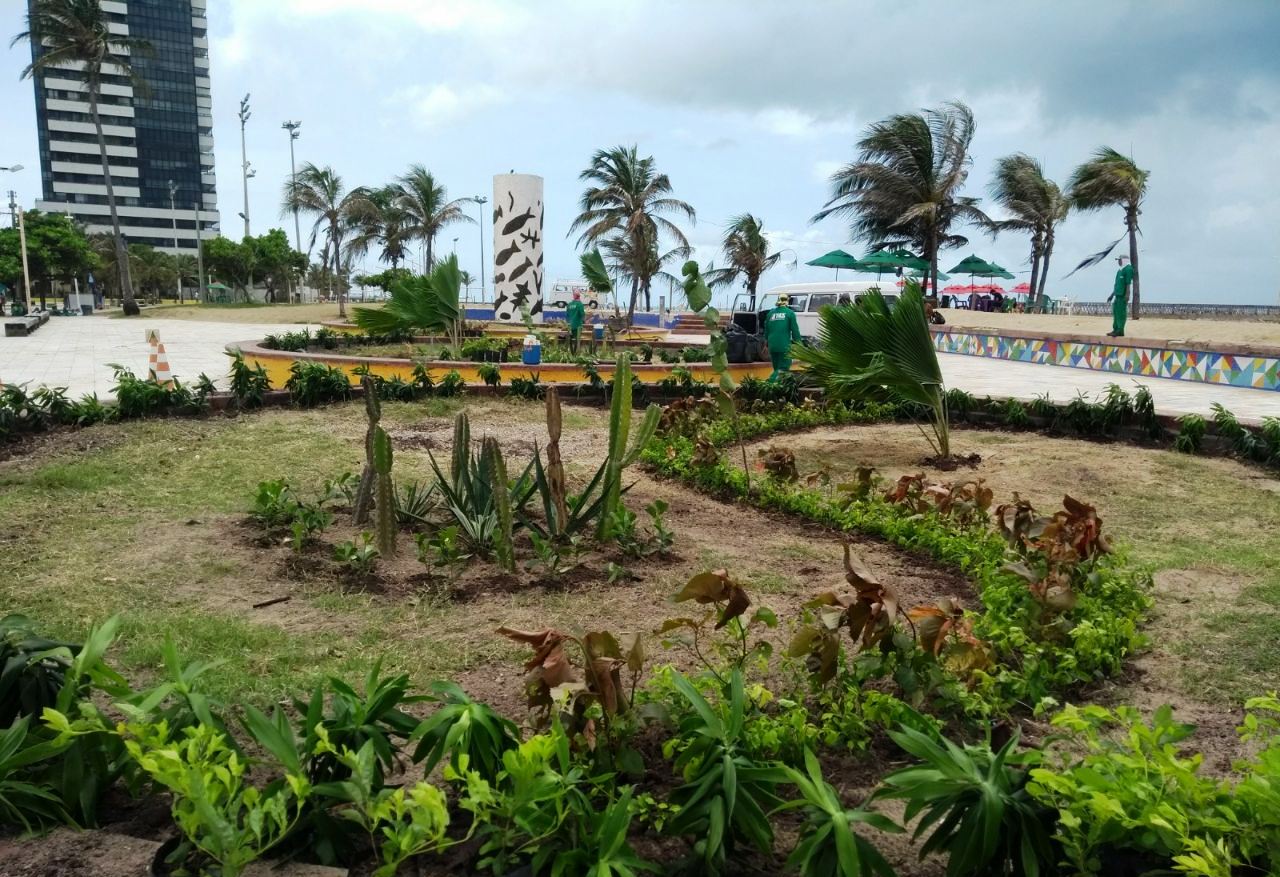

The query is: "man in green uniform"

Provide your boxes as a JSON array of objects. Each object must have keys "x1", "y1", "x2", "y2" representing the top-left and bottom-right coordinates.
[
  {"x1": 565, "y1": 291, "x2": 586, "y2": 353},
  {"x1": 763, "y1": 294, "x2": 802, "y2": 381},
  {"x1": 1107, "y1": 255, "x2": 1134, "y2": 337}
]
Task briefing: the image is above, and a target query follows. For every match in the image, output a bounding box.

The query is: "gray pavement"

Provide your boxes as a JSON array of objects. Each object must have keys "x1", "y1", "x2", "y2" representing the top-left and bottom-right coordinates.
[
  {"x1": 0, "y1": 315, "x2": 302, "y2": 397},
  {"x1": 2, "y1": 317, "x2": 1276, "y2": 420}
]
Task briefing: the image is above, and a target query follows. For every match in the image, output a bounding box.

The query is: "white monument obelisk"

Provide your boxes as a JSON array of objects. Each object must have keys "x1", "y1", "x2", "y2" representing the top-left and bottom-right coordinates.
[{"x1": 492, "y1": 173, "x2": 544, "y2": 323}]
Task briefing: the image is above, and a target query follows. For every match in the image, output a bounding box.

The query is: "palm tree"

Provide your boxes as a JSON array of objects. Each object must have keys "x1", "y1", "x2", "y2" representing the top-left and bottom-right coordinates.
[
  {"x1": 988, "y1": 155, "x2": 1069, "y2": 309},
  {"x1": 14, "y1": 0, "x2": 152, "y2": 315},
  {"x1": 793, "y1": 283, "x2": 951, "y2": 457},
  {"x1": 705, "y1": 214, "x2": 792, "y2": 309},
  {"x1": 348, "y1": 185, "x2": 410, "y2": 270},
  {"x1": 815, "y1": 101, "x2": 987, "y2": 296},
  {"x1": 602, "y1": 225, "x2": 688, "y2": 312},
  {"x1": 281, "y1": 163, "x2": 373, "y2": 317},
  {"x1": 1067, "y1": 147, "x2": 1150, "y2": 317},
  {"x1": 570, "y1": 145, "x2": 696, "y2": 324},
  {"x1": 392, "y1": 165, "x2": 473, "y2": 271}
]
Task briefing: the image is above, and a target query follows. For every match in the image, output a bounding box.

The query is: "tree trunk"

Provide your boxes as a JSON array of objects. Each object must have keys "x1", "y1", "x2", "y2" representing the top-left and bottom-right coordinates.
[
  {"x1": 332, "y1": 223, "x2": 346, "y2": 318},
  {"x1": 643, "y1": 277, "x2": 651, "y2": 312},
  {"x1": 747, "y1": 275, "x2": 758, "y2": 311},
  {"x1": 625, "y1": 274, "x2": 638, "y2": 328},
  {"x1": 90, "y1": 86, "x2": 137, "y2": 315},
  {"x1": 1027, "y1": 233, "x2": 1042, "y2": 311},
  {"x1": 1127, "y1": 204, "x2": 1140, "y2": 319},
  {"x1": 1038, "y1": 231, "x2": 1055, "y2": 304},
  {"x1": 426, "y1": 234, "x2": 434, "y2": 271}
]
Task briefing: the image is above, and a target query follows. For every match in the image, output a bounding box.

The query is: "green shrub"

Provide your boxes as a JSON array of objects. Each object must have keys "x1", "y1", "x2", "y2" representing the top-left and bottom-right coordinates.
[
  {"x1": 1174, "y1": 413, "x2": 1207, "y2": 454},
  {"x1": 436, "y1": 370, "x2": 465, "y2": 398},
  {"x1": 476, "y1": 362, "x2": 502, "y2": 387},
  {"x1": 409, "y1": 680, "x2": 520, "y2": 783},
  {"x1": 228, "y1": 352, "x2": 271, "y2": 408},
  {"x1": 507, "y1": 373, "x2": 543, "y2": 400},
  {"x1": 999, "y1": 398, "x2": 1030, "y2": 429},
  {"x1": 286, "y1": 361, "x2": 353, "y2": 407},
  {"x1": 0, "y1": 615, "x2": 78, "y2": 727}
]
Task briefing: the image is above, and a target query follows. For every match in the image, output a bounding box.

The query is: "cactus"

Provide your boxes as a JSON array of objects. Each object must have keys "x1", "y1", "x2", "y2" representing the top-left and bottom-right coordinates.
[
  {"x1": 483, "y1": 437, "x2": 515, "y2": 572},
  {"x1": 450, "y1": 411, "x2": 471, "y2": 494},
  {"x1": 373, "y1": 426, "x2": 397, "y2": 556},
  {"x1": 353, "y1": 376, "x2": 381, "y2": 524},
  {"x1": 544, "y1": 387, "x2": 570, "y2": 527},
  {"x1": 597, "y1": 355, "x2": 661, "y2": 540}
]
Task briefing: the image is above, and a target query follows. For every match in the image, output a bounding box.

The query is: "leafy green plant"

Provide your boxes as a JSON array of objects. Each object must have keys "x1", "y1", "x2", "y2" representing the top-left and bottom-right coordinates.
[
  {"x1": 250, "y1": 479, "x2": 298, "y2": 529},
  {"x1": 227, "y1": 352, "x2": 271, "y2": 409},
  {"x1": 126, "y1": 719, "x2": 309, "y2": 877},
  {"x1": 0, "y1": 715, "x2": 73, "y2": 831},
  {"x1": 410, "y1": 362, "x2": 436, "y2": 395},
  {"x1": 286, "y1": 361, "x2": 353, "y2": 407},
  {"x1": 394, "y1": 480, "x2": 437, "y2": 527},
  {"x1": 507, "y1": 373, "x2": 544, "y2": 400},
  {"x1": 1099, "y1": 383, "x2": 1133, "y2": 434},
  {"x1": 1027, "y1": 392, "x2": 1058, "y2": 424},
  {"x1": 333, "y1": 534, "x2": 379, "y2": 575},
  {"x1": 664, "y1": 670, "x2": 788, "y2": 873},
  {"x1": 875, "y1": 726, "x2": 1055, "y2": 877},
  {"x1": 436, "y1": 369, "x2": 465, "y2": 397},
  {"x1": 1060, "y1": 391, "x2": 1103, "y2": 436},
  {"x1": 410, "y1": 680, "x2": 520, "y2": 783},
  {"x1": 526, "y1": 531, "x2": 579, "y2": 577},
  {"x1": 290, "y1": 500, "x2": 334, "y2": 554},
  {"x1": 547, "y1": 787, "x2": 657, "y2": 877},
  {"x1": 477, "y1": 362, "x2": 502, "y2": 387},
  {"x1": 1132, "y1": 384, "x2": 1164, "y2": 440},
  {"x1": 1000, "y1": 398, "x2": 1030, "y2": 429},
  {"x1": 31, "y1": 386, "x2": 75, "y2": 425},
  {"x1": 0, "y1": 615, "x2": 78, "y2": 727},
  {"x1": 69, "y1": 392, "x2": 114, "y2": 426},
  {"x1": 779, "y1": 749, "x2": 900, "y2": 877},
  {"x1": 1174, "y1": 412, "x2": 1207, "y2": 454},
  {"x1": 944, "y1": 387, "x2": 977, "y2": 422},
  {"x1": 416, "y1": 526, "x2": 473, "y2": 573}
]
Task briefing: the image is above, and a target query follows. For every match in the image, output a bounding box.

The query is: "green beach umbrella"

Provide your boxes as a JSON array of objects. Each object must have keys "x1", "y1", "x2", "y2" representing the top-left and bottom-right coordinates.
[
  {"x1": 946, "y1": 254, "x2": 1014, "y2": 279},
  {"x1": 855, "y1": 247, "x2": 930, "y2": 278},
  {"x1": 806, "y1": 249, "x2": 863, "y2": 279}
]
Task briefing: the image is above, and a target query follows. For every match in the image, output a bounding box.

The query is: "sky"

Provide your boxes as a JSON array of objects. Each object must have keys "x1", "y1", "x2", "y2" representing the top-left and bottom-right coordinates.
[{"x1": 1, "y1": 0, "x2": 1278, "y2": 305}]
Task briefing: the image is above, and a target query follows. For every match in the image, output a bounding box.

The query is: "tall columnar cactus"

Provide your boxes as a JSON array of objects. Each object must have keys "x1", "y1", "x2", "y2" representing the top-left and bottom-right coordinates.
[
  {"x1": 597, "y1": 355, "x2": 661, "y2": 539},
  {"x1": 373, "y1": 426, "x2": 397, "y2": 556},
  {"x1": 544, "y1": 387, "x2": 570, "y2": 527},
  {"x1": 451, "y1": 411, "x2": 471, "y2": 494},
  {"x1": 353, "y1": 376, "x2": 382, "y2": 524},
  {"x1": 483, "y1": 437, "x2": 515, "y2": 572}
]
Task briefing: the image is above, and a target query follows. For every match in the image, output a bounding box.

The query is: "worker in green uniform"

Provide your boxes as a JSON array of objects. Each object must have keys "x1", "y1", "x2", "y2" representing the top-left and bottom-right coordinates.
[
  {"x1": 763, "y1": 294, "x2": 802, "y2": 382},
  {"x1": 565, "y1": 290, "x2": 586, "y2": 353},
  {"x1": 1107, "y1": 255, "x2": 1134, "y2": 337}
]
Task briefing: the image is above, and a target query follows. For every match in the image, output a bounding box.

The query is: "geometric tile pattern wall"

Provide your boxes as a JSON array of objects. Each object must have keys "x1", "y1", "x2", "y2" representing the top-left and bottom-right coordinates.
[{"x1": 932, "y1": 331, "x2": 1280, "y2": 392}]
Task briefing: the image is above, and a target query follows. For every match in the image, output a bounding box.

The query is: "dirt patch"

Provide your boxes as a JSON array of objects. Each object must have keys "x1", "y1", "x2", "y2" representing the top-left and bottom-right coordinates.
[{"x1": 0, "y1": 829, "x2": 160, "y2": 877}]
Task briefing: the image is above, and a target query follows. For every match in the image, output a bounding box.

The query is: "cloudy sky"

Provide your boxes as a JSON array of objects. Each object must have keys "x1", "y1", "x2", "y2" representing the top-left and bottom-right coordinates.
[{"x1": 2, "y1": 0, "x2": 1278, "y2": 304}]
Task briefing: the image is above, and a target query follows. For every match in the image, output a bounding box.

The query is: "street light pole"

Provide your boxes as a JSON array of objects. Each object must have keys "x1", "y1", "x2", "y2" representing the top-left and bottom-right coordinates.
[
  {"x1": 282, "y1": 121, "x2": 301, "y2": 253},
  {"x1": 195, "y1": 207, "x2": 206, "y2": 305},
  {"x1": 238, "y1": 94, "x2": 252, "y2": 239},
  {"x1": 16, "y1": 207, "x2": 33, "y2": 313},
  {"x1": 472, "y1": 195, "x2": 487, "y2": 302},
  {"x1": 168, "y1": 179, "x2": 182, "y2": 302}
]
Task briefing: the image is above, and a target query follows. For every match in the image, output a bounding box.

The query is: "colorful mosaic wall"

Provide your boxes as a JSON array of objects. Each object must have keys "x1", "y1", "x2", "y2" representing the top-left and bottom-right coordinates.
[{"x1": 932, "y1": 330, "x2": 1280, "y2": 392}]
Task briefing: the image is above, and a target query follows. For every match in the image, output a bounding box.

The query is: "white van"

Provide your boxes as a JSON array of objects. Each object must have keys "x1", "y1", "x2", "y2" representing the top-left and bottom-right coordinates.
[
  {"x1": 547, "y1": 279, "x2": 615, "y2": 311},
  {"x1": 733, "y1": 281, "x2": 899, "y2": 338}
]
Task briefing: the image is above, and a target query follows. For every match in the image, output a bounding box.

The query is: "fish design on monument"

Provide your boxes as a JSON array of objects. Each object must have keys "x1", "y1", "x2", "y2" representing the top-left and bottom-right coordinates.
[{"x1": 492, "y1": 174, "x2": 545, "y2": 322}]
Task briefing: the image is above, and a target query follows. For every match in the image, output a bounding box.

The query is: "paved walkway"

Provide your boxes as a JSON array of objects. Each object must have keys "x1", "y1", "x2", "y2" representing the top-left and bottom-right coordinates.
[
  {"x1": 0, "y1": 316, "x2": 304, "y2": 397},
  {"x1": 938, "y1": 353, "x2": 1276, "y2": 422},
  {"x1": 3, "y1": 318, "x2": 1275, "y2": 421}
]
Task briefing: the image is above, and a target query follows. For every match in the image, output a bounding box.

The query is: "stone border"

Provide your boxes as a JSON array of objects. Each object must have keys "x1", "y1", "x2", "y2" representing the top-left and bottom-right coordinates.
[{"x1": 231, "y1": 339, "x2": 776, "y2": 389}]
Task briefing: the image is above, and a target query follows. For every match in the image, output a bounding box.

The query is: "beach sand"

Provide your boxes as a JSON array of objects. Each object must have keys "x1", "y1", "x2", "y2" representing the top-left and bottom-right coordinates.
[{"x1": 942, "y1": 310, "x2": 1280, "y2": 349}]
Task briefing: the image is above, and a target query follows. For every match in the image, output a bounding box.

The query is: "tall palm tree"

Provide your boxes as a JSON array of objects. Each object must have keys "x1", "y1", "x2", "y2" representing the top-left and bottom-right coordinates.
[
  {"x1": 281, "y1": 163, "x2": 374, "y2": 317},
  {"x1": 705, "y1": 214, "x2": 792, "y2": 309},
  {"x1": 392, "y1": 165, "x2": 473, "y2": 271},
  {"x1": 570, "y1": 145, "x2": 696, "y2": 324},
  {"x1": 815, "y1": 101, "x2": 987, "y2": 296},
  {"x1": 1067, "y1": 147, "x2": 1150, "y2": 317},
  {"x1": 602, "y1": 225, "x2": 688, "y2": 312},
  {"x1": 349, "y1": 185, "x2": 410, "y2": 269},
  {"x1": 988, "y1": 154, "x2": 1069, "y2": 309},
  {"x1": 14, "y1": 0, "x2": 152, "y2": 315}
]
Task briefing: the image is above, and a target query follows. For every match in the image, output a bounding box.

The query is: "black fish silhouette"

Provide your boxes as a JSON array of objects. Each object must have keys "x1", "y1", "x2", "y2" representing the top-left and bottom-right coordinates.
[
  {"x1": 501, "y1": 207, "x2": 535, "y2": 235},
  {"x1": 507, "y1": 191, "x2": 515, "y2": 211},
  {"x1": 493, "y1": 272, "x2": 506, "y2": 285},
  {"x1": 494, "y1": 240, "x2": 521, "y2": 266},
  {"x1": 530, "y1": 298, "x2": 543, "y2": 315},
  {"x1": 508, "y1": 257, "x2": 534, "y2": 283}
]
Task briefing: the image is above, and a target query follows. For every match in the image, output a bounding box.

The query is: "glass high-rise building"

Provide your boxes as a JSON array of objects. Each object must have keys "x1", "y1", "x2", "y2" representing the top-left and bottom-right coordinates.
[{"x1": 27, "y1": 0, "x2": 218, "y2": 254}]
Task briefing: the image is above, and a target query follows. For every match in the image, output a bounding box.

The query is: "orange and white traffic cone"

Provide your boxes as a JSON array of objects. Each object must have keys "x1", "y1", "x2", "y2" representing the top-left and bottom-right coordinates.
[{"x1": 147, "y1": 331, "x2": 174, "y2": 387}]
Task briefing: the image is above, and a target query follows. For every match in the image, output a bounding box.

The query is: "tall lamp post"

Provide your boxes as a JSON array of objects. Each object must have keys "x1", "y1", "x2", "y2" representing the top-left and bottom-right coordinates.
[
  {"x1": 238, "y1": 94, "x2": 252, "y2": 239},
  {"x1": 168, "y1": 179, "x2": 182, "y2": 302},
  {"x1": 282, "y1": 121, "x2": 301, "y2": 253},
  {"x1": 471, "y1": 195, "x2": 487, "y2": 301},
  {"x1": 2, "y1": 165, "x2": 29, "y2": 313}
]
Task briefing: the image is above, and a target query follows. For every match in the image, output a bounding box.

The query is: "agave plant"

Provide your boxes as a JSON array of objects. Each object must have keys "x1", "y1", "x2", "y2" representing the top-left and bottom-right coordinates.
[{"x1": 794, "y1": 282, "x2": 951, "y2": 457}]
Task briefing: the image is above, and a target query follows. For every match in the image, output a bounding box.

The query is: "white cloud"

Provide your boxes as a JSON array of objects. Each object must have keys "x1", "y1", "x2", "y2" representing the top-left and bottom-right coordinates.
[
  {"x1": 391, "y1": 83, "x2": 507, "y2": 128},
  {"x1": 274, "y1": 0, "x2": 524, "y2": 32},
  {"x1": 753, "y1": 108, "x2": 854, "y2": 139},
  {"x1": 811, "y1": 160, "x2": 844, "y2": 183}
]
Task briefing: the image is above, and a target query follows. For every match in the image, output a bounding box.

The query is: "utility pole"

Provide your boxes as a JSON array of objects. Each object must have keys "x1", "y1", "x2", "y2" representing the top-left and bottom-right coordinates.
[
  {"x1": 282, "y1": 120, "x2": 301, "y2": 253},
  {"x1": 195, "y1": 206, "x2": 206, "y2": 305},
  {"x1": 168, "y1": 180, "x2": 182, "y2": 302},
  {"x1": 472, "y1": 195, "x2": 488, "y2": 302},
  {"x1": 17, "y1": 207, "x2": 33, "y2": 313},
  {"x1": 238, "y1": 94, "x2": 253, "y2": 239},
  {"x1": 7, "y1": 190, "x2": 16, "y2": 227}
]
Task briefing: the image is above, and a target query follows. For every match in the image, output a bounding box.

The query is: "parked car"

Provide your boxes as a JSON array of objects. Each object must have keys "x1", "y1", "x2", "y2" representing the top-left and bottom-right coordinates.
[{"x1": 547, "y1": 279, "x2": 615, "y2": 311}]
